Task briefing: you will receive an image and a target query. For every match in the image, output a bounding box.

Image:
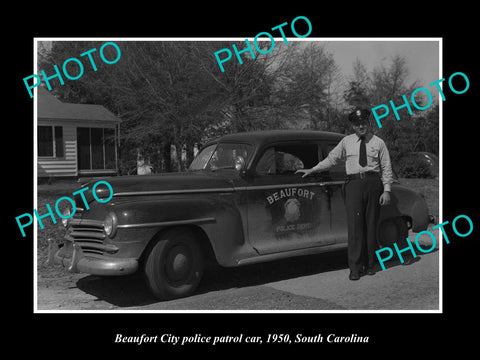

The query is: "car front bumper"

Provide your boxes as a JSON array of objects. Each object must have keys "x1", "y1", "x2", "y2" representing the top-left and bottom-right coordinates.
[{"x1": 47, "y1": 238, "x2": 138, "y2": 276}]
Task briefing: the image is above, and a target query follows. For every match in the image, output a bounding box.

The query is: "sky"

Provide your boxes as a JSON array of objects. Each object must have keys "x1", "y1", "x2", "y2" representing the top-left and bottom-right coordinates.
[
  {"x1": 321, "y1": 40, "x2": 440, "y2": 86},
  {"x1": 286, "y1": 38, "x2": 442, "y2": 105}
]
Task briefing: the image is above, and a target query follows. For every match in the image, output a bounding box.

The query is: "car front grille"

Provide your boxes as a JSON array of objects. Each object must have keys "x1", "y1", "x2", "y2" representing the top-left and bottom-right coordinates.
[{"x1": 65, "y1": 219, "x2": 113, "y2": 256}]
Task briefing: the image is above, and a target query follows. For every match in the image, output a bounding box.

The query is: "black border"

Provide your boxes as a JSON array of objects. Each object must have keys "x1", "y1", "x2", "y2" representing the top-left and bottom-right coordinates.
[{"x1": 10, "y1": 5, "x2": 478, "y2": 354}]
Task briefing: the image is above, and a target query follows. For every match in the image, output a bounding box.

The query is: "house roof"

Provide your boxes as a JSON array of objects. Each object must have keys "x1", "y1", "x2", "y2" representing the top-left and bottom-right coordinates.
[{"x1": 37, "y1": 87, "x2": 121, "y2": 123}]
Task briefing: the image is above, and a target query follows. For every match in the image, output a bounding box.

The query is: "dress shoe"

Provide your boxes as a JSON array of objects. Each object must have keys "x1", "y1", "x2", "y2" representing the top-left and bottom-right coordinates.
[
  {"x1": 349, "y1": 272, "x2": 360, "y2": 281},
  {"x1": 365, "y1": 268, "x2": 376, "y2": 275}
]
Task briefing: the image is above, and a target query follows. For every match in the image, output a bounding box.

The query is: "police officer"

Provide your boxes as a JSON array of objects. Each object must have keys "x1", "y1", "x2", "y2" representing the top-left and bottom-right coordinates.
[{"x1": 296, "y1": 109, "x2": 393, "y2": 280}]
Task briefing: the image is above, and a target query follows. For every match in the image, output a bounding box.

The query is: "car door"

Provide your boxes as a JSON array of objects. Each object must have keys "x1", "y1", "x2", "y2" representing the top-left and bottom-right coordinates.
[{"x1": 245, "y1": 141, "x2": 336, "y2": 255}]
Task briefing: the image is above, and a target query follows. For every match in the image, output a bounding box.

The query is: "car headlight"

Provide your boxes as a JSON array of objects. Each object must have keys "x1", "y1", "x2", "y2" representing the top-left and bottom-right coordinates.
[{"x1": 104, "y1": 212, "x2": 118, "y2": 238}]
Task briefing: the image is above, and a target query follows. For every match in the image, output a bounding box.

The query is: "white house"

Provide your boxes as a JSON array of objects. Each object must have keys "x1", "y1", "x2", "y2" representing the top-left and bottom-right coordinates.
[{"x1": 37, "y1": 87, "x2": 121, "y2": 179}]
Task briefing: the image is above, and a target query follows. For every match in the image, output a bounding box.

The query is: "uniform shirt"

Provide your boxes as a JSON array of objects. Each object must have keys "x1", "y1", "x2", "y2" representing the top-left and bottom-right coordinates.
[{"x1": 313, "y1": 133, "x2": 393, "y2": 192}]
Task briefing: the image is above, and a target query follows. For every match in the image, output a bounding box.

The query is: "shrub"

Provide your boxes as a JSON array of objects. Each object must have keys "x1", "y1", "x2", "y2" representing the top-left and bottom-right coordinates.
[{"x1": 397, "y1": 156, "x2": 433, "y2": 178}]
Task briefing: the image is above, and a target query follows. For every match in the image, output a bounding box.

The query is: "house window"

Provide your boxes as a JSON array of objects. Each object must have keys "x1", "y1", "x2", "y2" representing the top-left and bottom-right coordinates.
[
  {"x1": 77, "y1": 127, "x2": 116, "y2": 171},
  {"x1": 38, "y1": 126, "x2": 64, "y2": 157}
]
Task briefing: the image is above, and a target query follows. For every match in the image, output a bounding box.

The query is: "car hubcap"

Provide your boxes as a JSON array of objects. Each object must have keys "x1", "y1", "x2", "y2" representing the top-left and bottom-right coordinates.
[{"x1": 165, "y1": 245, "x2": 191, "y2": 282}]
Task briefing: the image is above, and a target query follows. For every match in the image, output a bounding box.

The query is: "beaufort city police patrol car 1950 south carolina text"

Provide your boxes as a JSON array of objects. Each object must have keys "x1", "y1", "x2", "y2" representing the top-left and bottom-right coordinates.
[{"x1": 48, "y1": 130, "x2": 434, "y2": 300}]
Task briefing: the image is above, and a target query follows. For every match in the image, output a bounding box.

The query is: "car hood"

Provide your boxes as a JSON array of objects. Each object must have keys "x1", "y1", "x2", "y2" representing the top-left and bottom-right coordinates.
[{"x1": 81, "y1": 171, "x2": 235, "y2": 201}]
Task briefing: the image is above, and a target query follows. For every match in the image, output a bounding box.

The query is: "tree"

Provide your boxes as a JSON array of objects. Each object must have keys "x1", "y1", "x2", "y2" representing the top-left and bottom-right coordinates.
[
  {"x1": 38, "y1": 40, "x2": 292, "y2": 172},
  {"x1": 342, "y1": 55, "x2": 438, "y2": 160},
  {"x1": 276, "y1": 43, "x2": 343, "y2": 131},
  {"x1": 407, "y1": 104, "x2": 439, "y2": 154},
  {"x1": 198, "y1": 40, "x2": 299, "y2": 135},
  {"x1": 39, "y1": 41, "x2": 228, "y2": 171},
  {"x1": 343, "y1": 59, "x2": 371, "y2": 110}
]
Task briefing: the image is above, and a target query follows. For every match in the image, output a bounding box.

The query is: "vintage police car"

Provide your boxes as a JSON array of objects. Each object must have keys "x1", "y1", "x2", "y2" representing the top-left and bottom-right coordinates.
[{"x1": 49, "y1": 130, "x2": 433, "y2": 300}]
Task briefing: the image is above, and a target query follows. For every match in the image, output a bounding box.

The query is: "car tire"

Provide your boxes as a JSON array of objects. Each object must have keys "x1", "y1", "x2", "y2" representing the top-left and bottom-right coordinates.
[
  {"x1": 377, "y1": 217, "x2": 409, "y2": 248},
  {"x1": 144, "y1": 228, "x2": 204, "y2": 300}
]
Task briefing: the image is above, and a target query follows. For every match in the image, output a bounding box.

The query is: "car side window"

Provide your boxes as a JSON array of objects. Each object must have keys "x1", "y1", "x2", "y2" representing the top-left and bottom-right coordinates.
[
  {"x1": 256, "y1": 147, "x2": 276, "y2": 175},
  {"x1": 255, "y1": 143, "x2": 319, "y2": 176}
]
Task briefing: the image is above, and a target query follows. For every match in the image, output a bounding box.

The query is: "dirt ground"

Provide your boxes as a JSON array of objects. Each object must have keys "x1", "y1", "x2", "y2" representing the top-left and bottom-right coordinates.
[{"x1": 36, "y1": 226, "x2": 440, "y2": 311}]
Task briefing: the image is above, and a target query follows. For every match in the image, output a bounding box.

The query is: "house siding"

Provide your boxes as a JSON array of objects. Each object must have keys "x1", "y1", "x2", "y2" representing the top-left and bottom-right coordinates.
[
  {"x1": 37, "y1": 120, "x2": 119, "y2": 178},
  {"x1": 38, "y1": 124, "x2": 77, "y2": 177}
]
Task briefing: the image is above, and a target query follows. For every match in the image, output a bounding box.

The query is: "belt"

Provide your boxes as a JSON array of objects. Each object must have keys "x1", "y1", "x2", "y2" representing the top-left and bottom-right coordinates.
[{"x1": 346, "y1": 171, "x2": 380, "y2": 180}]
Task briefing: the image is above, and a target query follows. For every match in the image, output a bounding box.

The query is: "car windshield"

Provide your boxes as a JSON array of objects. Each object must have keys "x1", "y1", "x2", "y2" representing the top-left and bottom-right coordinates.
[{"x1": 189, "y1": 143, "x2": 253, "y2": 171}]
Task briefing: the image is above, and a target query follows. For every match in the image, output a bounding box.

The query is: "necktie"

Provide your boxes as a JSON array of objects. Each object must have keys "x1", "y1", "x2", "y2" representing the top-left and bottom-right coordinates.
[{"x1": 359, "y1": 137, "x2": 367, "y2": 167}]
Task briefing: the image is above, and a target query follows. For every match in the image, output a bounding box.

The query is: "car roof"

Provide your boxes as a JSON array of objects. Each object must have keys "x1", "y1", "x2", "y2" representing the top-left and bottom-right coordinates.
[{"x1": 207, "y1": 130, "x2": 345, "y2": 148}]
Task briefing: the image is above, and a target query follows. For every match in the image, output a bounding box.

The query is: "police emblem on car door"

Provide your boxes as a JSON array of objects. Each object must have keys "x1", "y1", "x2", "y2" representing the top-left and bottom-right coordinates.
[{"x1": 246, "y1": 142, "x2": 336, "y2": 255}]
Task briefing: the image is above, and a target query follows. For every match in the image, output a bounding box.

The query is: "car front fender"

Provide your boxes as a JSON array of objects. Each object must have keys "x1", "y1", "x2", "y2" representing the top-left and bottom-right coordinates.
[{"x1": 91, "y1": 194, "x2": 248, "y2": 265}]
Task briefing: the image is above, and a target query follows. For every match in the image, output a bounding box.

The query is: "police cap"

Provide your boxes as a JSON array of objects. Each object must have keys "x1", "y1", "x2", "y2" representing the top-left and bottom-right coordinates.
[{"x1": 348, "y1": 108, "x2": 371, "y2": 124}]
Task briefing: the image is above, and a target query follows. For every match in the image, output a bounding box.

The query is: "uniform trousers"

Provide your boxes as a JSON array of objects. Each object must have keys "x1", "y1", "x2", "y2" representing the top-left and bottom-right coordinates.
[{"x1": 344, "y1": 176, "x2": 383, "y2": 274}]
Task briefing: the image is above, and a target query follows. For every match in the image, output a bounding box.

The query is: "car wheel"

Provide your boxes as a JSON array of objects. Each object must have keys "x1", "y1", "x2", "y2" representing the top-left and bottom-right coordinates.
[
  {"x1": 144, "y1": 228, "x2": 204, "y2": 300},
  {"x1": 377, "y1": 217, "x2": 408, "y2": 248}
]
